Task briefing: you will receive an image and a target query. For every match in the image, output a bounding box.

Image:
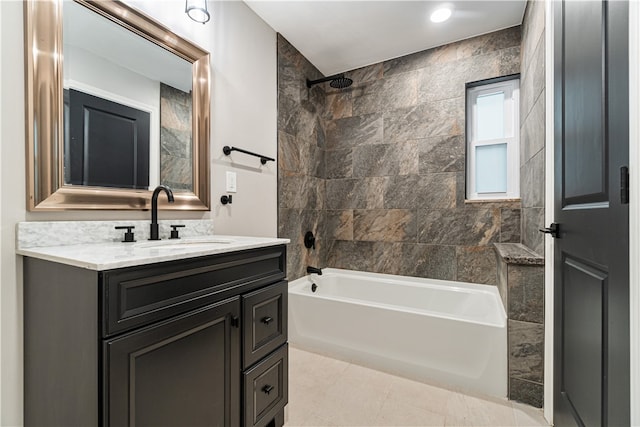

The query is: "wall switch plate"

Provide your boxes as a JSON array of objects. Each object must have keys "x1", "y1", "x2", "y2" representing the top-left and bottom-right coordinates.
[{"x1": 226, "y1": 171, "x2": 237, "y2": 193}]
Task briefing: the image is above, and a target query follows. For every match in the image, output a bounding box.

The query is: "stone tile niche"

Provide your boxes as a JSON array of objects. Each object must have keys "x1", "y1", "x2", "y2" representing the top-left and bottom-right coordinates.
[{"x1": 494, "y1": 243, "x2": 544, "y2": 407}]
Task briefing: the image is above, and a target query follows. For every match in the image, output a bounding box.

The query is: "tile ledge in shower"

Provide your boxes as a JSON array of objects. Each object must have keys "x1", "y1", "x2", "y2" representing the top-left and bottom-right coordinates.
[{"x1": 493, "y1": 242, "x2": 544, "y2": 266}]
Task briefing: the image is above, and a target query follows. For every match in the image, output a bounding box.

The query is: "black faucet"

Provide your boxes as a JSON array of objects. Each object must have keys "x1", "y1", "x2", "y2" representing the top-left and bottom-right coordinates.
[
  {"x1": 149, "y1": 185, "x2": 174, "y2": 240},
  {"x1": 307, "y1": 266, "x2": 322, "y2": 275}
]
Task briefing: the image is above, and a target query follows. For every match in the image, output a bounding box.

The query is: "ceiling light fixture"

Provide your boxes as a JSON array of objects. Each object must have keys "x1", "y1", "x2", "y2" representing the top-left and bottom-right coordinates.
[
  {"x1": 430, "y1": 7, "x2": 452, "y2": 23},
  {"x1": 186, "y1": 0, "x2": 210, "y2": 24}
]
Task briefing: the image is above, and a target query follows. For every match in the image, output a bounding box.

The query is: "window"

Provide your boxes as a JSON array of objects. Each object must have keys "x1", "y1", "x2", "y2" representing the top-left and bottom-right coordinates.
[{"x1": 466, "y1": 77, "x2": 520, "y2": 200}]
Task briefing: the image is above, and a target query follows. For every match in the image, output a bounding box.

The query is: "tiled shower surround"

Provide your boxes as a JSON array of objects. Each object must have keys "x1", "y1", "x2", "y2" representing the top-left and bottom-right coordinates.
[{"x1": 278, "y1": 27, "x2": 522, "y2": 282}]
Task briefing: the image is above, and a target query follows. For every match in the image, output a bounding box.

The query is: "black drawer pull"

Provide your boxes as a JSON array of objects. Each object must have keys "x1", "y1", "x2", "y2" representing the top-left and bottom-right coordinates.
[
  {"x1": 231, "y1": 316, "x2": 240, "y2": 328},
  {"x1": 261, "y1": 316, "x2": 273, "y2": 325},
  {"x1": 262, "y1": 384, "x2": 274, "y2": 395}
]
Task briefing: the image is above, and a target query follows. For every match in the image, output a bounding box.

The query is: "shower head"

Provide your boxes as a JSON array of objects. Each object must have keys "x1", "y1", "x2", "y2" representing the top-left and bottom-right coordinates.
[
  {"x1": 329, "y1": 76, "x2": 353, "y2": 89},
  {"x1": 306, "y1": 73, "x2": 353, "y2": 89}
]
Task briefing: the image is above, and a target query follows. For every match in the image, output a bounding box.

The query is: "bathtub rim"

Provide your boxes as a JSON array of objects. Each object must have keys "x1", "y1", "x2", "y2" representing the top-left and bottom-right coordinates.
[{"x1": 288, "y1": 268, "x2": 507, "y2": 328}]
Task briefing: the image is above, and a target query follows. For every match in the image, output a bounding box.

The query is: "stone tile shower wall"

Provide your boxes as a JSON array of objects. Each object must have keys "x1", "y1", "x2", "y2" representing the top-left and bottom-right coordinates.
[
  {"x1": 520, "y1": 1, "x2": 546, "y2": 256},
  {"x1": 506, "y1": 0, "x2": 546, "y2": 408},
  {"x1": 160, "y1": 83, "x2": 193, "y2": 191},
  {"x1": 323, "y1": 27, "x2": 522, "y2": 284},
  {"x1": 277, "y1": 35, "x2": 327, "y2": 280}
]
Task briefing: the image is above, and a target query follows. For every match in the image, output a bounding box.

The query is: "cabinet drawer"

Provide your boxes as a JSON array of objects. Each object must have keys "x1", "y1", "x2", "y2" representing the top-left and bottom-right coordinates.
[
  {"x1": 242, "y1": 281, "x2": 287, "y2": 368},
  {"x1": 243, "y1": 344, "x2": 288, "y2": 427},
  {"x1": 102, "y1": 246, "x2": 286, "y2": 336}
]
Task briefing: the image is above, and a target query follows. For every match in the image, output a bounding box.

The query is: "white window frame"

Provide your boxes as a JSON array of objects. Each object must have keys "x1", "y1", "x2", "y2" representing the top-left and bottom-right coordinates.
[{"x1": 466, "y1": 78, "x2": 520, "y2": 200}]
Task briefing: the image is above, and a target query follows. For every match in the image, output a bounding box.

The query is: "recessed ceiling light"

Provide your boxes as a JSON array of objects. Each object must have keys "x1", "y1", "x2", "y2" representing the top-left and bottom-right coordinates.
[{"x1": 430, "y1": 7, "x2": 452, "y2": 23}]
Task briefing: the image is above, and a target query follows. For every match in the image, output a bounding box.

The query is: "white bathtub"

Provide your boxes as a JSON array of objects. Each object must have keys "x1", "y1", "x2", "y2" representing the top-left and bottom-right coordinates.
[{"x1": 288, "y1": 268, "x2": 507, "y2": 397}]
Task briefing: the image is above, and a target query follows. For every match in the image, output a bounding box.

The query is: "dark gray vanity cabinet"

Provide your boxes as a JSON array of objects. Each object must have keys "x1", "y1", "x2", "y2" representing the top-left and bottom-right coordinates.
[{"x1": 23, "y1": 245, "x2": 288, "y2": 427}]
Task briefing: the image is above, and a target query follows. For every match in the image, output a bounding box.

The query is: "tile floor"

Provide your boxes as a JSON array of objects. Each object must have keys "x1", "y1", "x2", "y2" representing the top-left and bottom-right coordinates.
[{"x1": 285, "y1": 346, "x2": 549, "y2": 427}]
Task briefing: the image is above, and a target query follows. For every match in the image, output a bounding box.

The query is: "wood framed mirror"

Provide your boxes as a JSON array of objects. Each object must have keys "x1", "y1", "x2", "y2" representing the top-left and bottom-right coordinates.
[{"x1": 24, "y1": 0, "x2": 210, "y2": 210}]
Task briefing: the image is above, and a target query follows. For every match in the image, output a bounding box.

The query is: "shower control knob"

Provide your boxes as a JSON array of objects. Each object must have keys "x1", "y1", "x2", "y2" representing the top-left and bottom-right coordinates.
[{"x1": 304, "y1": 231, "x2": 316, "y2": 249}]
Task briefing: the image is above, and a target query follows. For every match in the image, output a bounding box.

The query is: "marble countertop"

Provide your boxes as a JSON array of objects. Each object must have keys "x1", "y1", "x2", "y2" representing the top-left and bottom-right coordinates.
[{"x1": 17, "y1": 235, "x2": 290, "y2": 271}]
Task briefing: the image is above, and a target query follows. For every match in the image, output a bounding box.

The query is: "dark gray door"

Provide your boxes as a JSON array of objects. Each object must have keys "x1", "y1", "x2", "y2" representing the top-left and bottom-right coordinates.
[{"x1": 553, "y1": 1, "x2": 629, "y2": 426}]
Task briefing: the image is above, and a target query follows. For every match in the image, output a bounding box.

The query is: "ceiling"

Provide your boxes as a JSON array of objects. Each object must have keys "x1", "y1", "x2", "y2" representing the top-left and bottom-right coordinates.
[{"x1": 244, "y1": 1, "x2": 527, "y2": 76}]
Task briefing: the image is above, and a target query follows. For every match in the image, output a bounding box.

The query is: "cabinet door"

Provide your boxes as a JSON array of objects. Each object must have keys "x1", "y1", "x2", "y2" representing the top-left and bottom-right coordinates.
[{"x1": 105, "y1": 297, "x2": 240, "y2": 427}]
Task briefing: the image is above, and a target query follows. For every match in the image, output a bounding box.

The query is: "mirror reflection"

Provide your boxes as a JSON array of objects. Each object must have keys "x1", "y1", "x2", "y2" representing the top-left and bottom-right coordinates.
[{"x1": 62, "y1": 0, "x2": 194, "y2": 192}]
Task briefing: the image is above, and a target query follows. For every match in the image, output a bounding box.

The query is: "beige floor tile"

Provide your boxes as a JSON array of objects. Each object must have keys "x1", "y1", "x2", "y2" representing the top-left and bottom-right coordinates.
[
  {"x1": 284, "y1": 411, "x2": 338, "y2": 427},
  {"x1": 443, "y1": 393, "x2": 516, "y2": 426},
  {"x1": 386, "y1": 375, "x2": 459, "y2": 416},
  {"x1": 511, "y1": 402, "x2": 549, "y2": 426},
  {"x1": 317, "y1": 372, "x2": 390, "y2": 426},
  {"x1": 287, "y1": 385, "x2": 322, "y2": 426},
  {"x1": 342, "y1": 362, "x2": 403, "y2": 387},
  {"x1": 375, "y1": 395, "x2": 446, "y2": 426},
  {"x1": 287, "y1": 348, "x2": 547, "y2": 427},
  {"x1": 289, "y1": 347, "x2": 350, "y2": 390}
]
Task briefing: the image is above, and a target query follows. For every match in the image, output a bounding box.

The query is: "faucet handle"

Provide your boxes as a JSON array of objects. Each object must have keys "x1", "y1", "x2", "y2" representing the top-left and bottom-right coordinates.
[
  {"x1": 304, "y1": 231, "x2": 316, "y2": 249},
  {"x1": 170, "y1": 224, "x2": 185, "y2": 239},
  {"x1": 115, "y1": 226, "x2": 136, "y2": 243}
]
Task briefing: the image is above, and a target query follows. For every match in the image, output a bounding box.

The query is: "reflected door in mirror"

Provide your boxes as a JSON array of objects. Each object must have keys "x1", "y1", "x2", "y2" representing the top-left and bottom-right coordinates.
[{"x1": 65, "y1": 89, "x2": 150, "y2": 189}]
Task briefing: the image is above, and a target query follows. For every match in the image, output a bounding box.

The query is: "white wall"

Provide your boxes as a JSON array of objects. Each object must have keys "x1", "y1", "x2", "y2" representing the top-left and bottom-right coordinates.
[
  {"x1": 0, "y1": 1, "x2": 4, "y2": 421},
  {"x1": 209, "y1": 1, "x2": 278, "y2": 237},
  {"x1": 1, "y1": 3, "x2": 26, "y2": 425},
  {"x1": 64, "y1": 45, "x2": 161, "y2": 109},
  {"x1": 0, "y1": 1, "x2": 277, "y2": 424}
]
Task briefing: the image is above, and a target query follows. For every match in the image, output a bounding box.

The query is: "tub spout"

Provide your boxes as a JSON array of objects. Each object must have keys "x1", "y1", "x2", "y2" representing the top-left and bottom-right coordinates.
[{"x1": 307, "y1": 266, "x2": 323, "y2": 275}]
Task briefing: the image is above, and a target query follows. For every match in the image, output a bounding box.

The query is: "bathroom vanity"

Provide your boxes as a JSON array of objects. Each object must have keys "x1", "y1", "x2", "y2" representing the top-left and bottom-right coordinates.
[{"x1": 19, "y1": 229, "x2": 288, "y2": 427}]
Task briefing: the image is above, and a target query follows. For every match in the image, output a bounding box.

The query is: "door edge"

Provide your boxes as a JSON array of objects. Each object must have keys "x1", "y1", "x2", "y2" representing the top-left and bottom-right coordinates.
[
  {"x1": 543, "y1": 0, "x2": 555, "y2": 423},
  {"x1": 628, "y1": 1, "x2": 640, "y2": 424}
]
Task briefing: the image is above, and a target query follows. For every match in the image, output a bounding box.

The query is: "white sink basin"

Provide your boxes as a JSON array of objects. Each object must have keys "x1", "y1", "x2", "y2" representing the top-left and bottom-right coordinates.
[{"x1": 134, "y1": 237, "x2": 234, "y2": 249}]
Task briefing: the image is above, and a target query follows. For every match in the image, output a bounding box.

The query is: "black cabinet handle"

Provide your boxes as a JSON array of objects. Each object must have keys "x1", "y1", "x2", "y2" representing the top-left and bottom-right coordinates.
[
  {"x1": 261, "y1": 316, "x2": 273, "y2": 325},
  {"x1": 262, "y1": 384, "x2": 274, "y2": 395}
]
